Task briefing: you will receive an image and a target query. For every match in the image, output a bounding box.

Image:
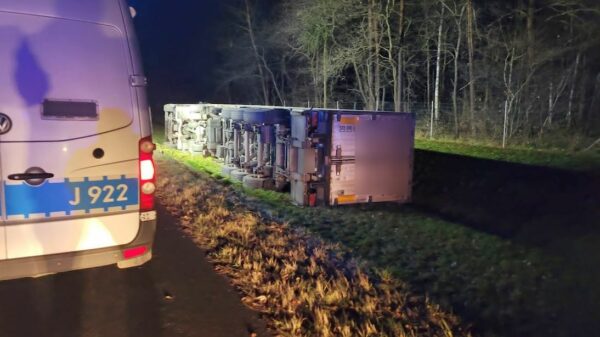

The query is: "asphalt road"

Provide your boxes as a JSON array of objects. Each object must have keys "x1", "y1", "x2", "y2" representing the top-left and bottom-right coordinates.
[{"x1": 0, "y1": 205, "x2": 271, "y2": 337}]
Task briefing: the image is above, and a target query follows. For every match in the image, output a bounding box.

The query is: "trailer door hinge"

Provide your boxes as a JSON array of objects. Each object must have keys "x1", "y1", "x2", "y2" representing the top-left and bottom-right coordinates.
[
  {"x1": 335, "y1": 145, "x2": 342, "y2": 159},
  {"x1": 335, "y1": 162, "x2": 341, "y2": 176}
]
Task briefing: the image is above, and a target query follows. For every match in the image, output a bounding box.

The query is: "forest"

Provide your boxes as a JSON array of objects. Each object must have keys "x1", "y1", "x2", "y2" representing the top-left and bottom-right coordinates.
[{"x1": 217, "y1": 0, "x2": 600, "y2": 149}]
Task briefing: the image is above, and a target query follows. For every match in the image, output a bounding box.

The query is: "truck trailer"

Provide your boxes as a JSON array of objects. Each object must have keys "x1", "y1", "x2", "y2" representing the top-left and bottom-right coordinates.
[{"x1": 164, "y1": 103, "x2": 414, "y2": 207}]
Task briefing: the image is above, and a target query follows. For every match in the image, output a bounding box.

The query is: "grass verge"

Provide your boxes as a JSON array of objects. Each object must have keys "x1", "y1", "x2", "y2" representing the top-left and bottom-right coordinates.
[
  {"x1": 156, "y1": 147, "x2": 587, "y2": 337},
  {"x1": 415, "y1": 138, "x2": 600, "y2": 171},
  {"x1": 156, "y1": 156, "x2": 469, "y2": 337}
]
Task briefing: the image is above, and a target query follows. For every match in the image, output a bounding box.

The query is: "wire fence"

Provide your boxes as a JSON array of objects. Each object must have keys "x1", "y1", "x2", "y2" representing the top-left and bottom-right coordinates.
[
  {"x1": 295, "y1": 100, "x2": 593, "y2": 150},
  {"x1": 178, "y1": 99, "x2": 595, "y2": 151},
  {"x1": 297, "y1": 100, "x2": 491, "y2": 143}
]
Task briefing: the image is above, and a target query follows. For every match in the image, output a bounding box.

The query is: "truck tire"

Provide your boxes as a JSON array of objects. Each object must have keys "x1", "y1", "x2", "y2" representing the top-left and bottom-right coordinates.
[
  {"x1": 163, "y1": 142, "x2": 177, "y2": 149},
  {"x1": 216, "y1": 145, "x2": 227, "y2": 159},
  {"x1": 230, "y1": 169, "x2": 248, "y2": 182},
  {"x1": 228, "y1": 108, "x2": 244, "y2": 122},
  {"x1": 262, "y1": 165, "x2": 274, "y2": 177},
  {"x1": 190, "y1": 144, "x2": 204, "y2": 153},
  {"x1": 220, "y1": 108, "x2": 231, "y2": 119},
  {"x1": 221, "y1": 164, "x2": 237, "y2": 177},
  {"x1": 242, "y1": 174, "x2": 274, "y2": 190},
  {"x1": 243, "y1": 108, "x2": 290, "y2": 125},
  {"x1": 207, "y1": 107, "x2": 221, "y2": 117}
]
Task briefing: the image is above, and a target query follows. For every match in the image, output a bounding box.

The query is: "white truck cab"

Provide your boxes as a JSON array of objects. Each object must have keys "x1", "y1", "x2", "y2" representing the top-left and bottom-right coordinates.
[{"x1": 0, "y1": 0, "x2": 156, "y2": 280}]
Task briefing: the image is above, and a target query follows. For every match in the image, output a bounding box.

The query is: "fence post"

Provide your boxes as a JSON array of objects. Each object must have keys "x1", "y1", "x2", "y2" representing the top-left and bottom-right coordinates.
[
  {"x1": 502, "y1": 100, "x2": 508, "y2": 148},
  {"x1": 429, "y1": 102, "x2": 435, "y2": 139}
]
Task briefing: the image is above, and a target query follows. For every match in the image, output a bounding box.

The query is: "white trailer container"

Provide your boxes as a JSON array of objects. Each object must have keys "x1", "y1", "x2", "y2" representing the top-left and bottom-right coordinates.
[{"x1": 288, "y1": 109, "x2": 415, "y2": 206}]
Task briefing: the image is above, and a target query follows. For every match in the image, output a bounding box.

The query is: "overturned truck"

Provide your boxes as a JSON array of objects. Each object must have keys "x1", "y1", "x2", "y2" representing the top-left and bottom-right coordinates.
[{"x1": 164, "y1": 103, "x2": 415, "y2": 207}]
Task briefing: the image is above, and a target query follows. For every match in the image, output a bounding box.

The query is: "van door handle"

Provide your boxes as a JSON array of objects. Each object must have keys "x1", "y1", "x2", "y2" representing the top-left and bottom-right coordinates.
[{"x1": 8, "y1": 172, "x2": 54, "y2": 183}]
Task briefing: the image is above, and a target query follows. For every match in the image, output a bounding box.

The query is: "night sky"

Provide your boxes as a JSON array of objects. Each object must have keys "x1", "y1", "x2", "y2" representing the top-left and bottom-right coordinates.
[{"x1": 128, "y1": 0, "x2": 225, "y2": 121}]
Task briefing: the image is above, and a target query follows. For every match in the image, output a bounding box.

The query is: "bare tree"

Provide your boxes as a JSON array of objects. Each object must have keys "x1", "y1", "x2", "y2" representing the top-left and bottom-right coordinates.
[
  {"x1": 243, "y1": 0, "x2": 270, "y2": 105},
  {"x1": 446, "y1": 0, "x2": 466, "y2": 137},
  {"x1": 433, "y1": 5, "x2": 445, "y2": 121},
  {"x1": 466, "y1": 0, "x2": 476, "y2": 133}
]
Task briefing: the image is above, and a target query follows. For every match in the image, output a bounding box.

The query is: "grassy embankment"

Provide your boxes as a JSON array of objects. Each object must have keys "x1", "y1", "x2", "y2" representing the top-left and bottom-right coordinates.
[
  {"x1": 157, "y1": 144, "x2": 588, "y2": 337},
  {"x1": 156, "y1": 156, "x2": 468, "y2": 337},
  {"x1": 415, "y1": 138, "x2": 600, "y2": 171}
]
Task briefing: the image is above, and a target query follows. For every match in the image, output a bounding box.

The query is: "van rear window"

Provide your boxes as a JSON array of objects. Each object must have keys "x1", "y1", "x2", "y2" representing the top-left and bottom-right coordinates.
[{"x1": 42, "y1": 99, "x2": 98, "y2": 120}]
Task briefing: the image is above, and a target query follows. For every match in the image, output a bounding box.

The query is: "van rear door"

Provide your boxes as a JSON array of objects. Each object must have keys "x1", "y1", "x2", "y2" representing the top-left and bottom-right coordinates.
[
  {"x1": 0, "y1": 145, "x2": 5, "y2": 260},
  {"x1": 0, "y1": 10, "x2": 141, "y2": 259}
]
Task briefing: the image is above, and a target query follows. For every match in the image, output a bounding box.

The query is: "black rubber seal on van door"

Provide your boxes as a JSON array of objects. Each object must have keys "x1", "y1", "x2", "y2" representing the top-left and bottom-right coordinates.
[{"x1": 42, "y1": 99, "x2": 98, "y2": 120}]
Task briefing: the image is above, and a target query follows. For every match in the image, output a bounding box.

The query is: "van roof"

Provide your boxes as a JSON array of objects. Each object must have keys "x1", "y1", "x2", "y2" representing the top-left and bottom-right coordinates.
[{"x1": 0, "y1": 0, "x2": 126, "y2": 26}]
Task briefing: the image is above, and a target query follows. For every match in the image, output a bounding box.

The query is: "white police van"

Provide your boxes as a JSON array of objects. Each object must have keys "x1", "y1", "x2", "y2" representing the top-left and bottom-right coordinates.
[{"x1": 0, "y1": 0, "x2": 156, "y2": 280}]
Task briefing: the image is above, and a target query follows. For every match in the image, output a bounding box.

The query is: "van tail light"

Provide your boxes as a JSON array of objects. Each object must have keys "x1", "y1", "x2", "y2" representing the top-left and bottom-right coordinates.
[{"x1": 139, "y1": 136, "x2": 156, "y2": 211}]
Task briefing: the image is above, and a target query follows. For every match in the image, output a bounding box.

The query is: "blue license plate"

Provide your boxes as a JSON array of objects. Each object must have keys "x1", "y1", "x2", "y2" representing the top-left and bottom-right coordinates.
[{"x1": 5, "y1": 176, "x2": 139, "y2": 219}]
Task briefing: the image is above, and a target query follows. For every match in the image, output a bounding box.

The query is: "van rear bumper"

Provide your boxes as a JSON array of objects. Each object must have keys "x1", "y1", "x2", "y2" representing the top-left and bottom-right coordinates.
[{"x1": 0, "y1": 218, "x2": 156, "y2": 282}]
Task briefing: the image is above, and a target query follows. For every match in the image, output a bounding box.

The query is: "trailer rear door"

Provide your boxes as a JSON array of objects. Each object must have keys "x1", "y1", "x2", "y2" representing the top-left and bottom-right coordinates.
[{"x1": 329, "y1": 113, "x2": 414, "y2": 205}]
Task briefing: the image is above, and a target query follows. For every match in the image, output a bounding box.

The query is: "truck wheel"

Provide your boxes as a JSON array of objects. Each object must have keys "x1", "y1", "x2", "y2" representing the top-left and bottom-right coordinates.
[
  {"x1": 230, "y1": 169, "x2": 248, "y2": 182},
  {"x1": 243, "y1": 109, "x2": 290, "y2": 125},
  {"x1": 216, "y1": 145, "x2": 227, "y2": 159},
  {"x1": 220, "y1": 108, "x2": 231, "y2": 119},
  {"x1": 228, "y1": 109, "x2": 244, "y2": 122},
  {"x1": 190, "y1": 144, "x2": 204, "y2": 153},
  {"x1": 243, "y1": 174, "x2": 275, "y2": 190},
  {"x1": 163, "y1": 142, "x2": 177, "y2": 149},
  {"x1": 221, "y1": 164, "x2": 237, "y2": 177},
  {"x1": 207, "y1": 107, "x2": 221, "y2": 117}
]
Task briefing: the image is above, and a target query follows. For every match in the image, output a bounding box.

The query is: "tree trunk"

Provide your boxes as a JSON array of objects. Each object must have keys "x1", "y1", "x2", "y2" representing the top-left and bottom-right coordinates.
[
  {"x1": 434, "y1": 6, "x2": 445, "y2": 121},
  {"x1": 466, "y1": 0, "x2": 476, "y2": 134},
  {"x1": 430, "y1": 102, "x2": 434, "y2": 139},
  {"x1": 503, "y1": 48, "x2": 515, "y2": 148},
  {"x1": 384, "y1": 0, "x2": 397, "y2": 111},
  {"x1": 398, "y1": 49, "x2": 404, "y2": 111},
  {"x1": 547, "y1": 81, "x2": 554, "y2": 127},
  {"x1": 452, "y1": 22, "x2": 462, "y2": 137},
  {"x1": 244, "y1": 0, "x2": 269, "y2": 105},
  {"x1": 577, "y1": 56, "x2": 588, "y2": 128},
  {"x1": 424, "y1": 3, "x2": 431, "y2": 115},
  {"x1": 375, "y1": 20, "x2": 381, "y2": 109},
  {"x1": 527, "y1": 0, "x2": 535, "y2": 68},
  {"x1": 311, "y1": 58, "x2": 319, "y2": 107},
  {"x1": 426, "y1": 44, "x2": 431, "y2": 116},
  {"x1": 588, "y1": 73, "x2": 600, "y2": 134},
  {"x1": 352, "y1": 60, "x2": 369, "y2": 106},
  {"x1": 322, "y1": 37, "x2": 329, "y2": 108},
  {"x1": 372, "y1": 0, "x2": 381, "y2": 111},
  {"x1": 280, "y1": 55, "x2": 287, "y2": 105},
  {"x1": 367, "y1": 2, "x2": 375, "y2": 110},
  {"x1": 567, "y1": 52, "x2": 581, "y2": 128},
  {"x1": 259, "y1": 54, "x2": 284, "y2": 105},
  {"x1": 395, "y1": 0, "x2": 405, "y2": 112}
]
